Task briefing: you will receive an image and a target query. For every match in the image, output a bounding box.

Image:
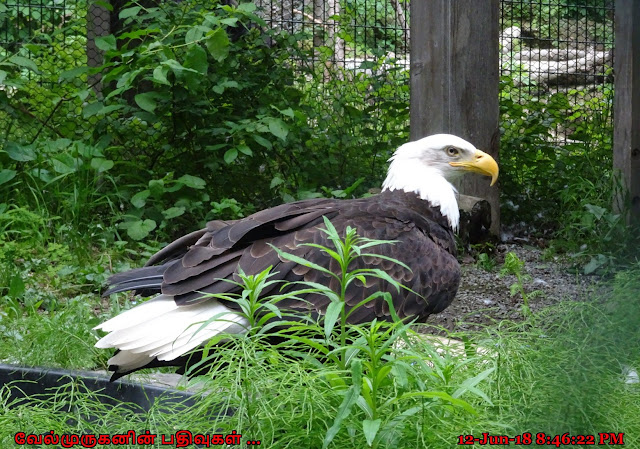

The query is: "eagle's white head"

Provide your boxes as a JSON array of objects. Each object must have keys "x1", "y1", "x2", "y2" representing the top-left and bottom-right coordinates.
[{"x1": 382, "y1": 134, "x2": 499, "y2": 231}]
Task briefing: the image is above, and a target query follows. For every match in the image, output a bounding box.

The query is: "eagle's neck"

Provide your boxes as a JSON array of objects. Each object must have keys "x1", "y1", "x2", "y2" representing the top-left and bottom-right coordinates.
[{"x1": 381, "y1": 158, "x2": 460, "y2": 231}]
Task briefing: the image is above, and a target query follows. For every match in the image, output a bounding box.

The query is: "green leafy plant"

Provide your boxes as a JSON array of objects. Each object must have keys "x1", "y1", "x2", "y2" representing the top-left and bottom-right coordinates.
[
  {"x1": 554, "y1": 172, "x2": 637, "y2": 273},
  {"x1": 340, "y1": 0, "x2": 408, "y2": 55},
  {"x1": 118, "y1": 172, "x2": 209, "y2": 240},
  {"x1": 499, "y1": 252, "x2": 542, "y2": 316},
  {"x1": 476, "y1": 253, "x2": 497, "y2": 272},
  {"x1": 189, "y1": 218, "x2": 488, "y2": 448}
]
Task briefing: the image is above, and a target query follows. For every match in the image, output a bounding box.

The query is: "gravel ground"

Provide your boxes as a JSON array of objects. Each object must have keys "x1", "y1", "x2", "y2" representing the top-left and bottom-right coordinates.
[{"x1": 429, "y1": 243, "x2": 601, "y2": 333}]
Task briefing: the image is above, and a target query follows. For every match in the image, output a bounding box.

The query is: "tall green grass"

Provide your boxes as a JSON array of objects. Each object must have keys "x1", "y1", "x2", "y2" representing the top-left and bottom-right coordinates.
[
  {"x1": 1, "y1": 230, "x2": 638, "y2": 448},
  {"x1": 484, "y1": 262, "x2": 640, "y2": 446}
]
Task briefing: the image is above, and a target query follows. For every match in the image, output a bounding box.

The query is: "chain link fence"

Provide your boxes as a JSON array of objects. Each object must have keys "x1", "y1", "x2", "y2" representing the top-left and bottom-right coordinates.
[
  {"x1": 1, "y1": 0, "x2": 92, "y2": 143},
  {"x1": 1, "y1": 0, "x2": 615, "y2": 151},
  {"x1": 500, "y1": 0, "x2": 615, "y2": 144}
]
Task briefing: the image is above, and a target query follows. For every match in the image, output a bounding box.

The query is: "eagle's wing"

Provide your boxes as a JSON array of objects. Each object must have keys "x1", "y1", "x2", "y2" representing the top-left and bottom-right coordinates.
[{"x1": 105, "y1": 192, "x2": 459, "y2": 323}]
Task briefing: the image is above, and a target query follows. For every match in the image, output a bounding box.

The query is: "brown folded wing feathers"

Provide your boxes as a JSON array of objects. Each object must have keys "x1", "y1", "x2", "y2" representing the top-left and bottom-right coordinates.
[{"x1": 109, "y1": 190, "x2": 460, "y2": 324}]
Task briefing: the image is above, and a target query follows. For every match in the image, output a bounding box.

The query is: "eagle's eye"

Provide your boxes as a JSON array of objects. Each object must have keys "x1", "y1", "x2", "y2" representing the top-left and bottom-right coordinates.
[{"x1": 446, "y1": 146, "x2": 459, "y2": 156}]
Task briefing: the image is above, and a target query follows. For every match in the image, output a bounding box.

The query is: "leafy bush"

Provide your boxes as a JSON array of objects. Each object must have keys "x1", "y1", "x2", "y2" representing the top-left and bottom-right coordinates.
[
  {"x1": 340, "y1": 0, "x2": 408, "y2": 55},
  {"x1": 498, "y1": 70, "x2": 638, "y2": 269},
  {"x1": 2, "y1": 0, "x2": 410, "y2": 245}
]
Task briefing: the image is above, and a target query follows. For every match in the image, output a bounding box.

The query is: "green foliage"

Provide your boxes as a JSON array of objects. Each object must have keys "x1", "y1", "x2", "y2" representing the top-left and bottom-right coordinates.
[
  {"x1": 118, "y1": 172, "x2": 211, "y2": 240},
  {"x1": 499, "y1": 252, "x2": 542, "y2": 316},
  {"x1": 0, "y1": 237, "x2": 116, "y2": 370},
  {"x1": 488, "y1": 263, "x2": 640, "y2": 440},
  {"x1": 500, "y1": 77, "x2": 614, "y2": 224},
  {"x1": 340, "y1": 0, "x2": 408, "y2": 55},
  {"x1": 476, "y1": 253, "x2": 497, "y2": 272},
  {"x1": 0, "y1": 295, "x2": 104, "y2": 369},
  {"x1": 499, "y1": 70, "x2": 637, "y2": 270},
  {"x1": 555, "y1": 176, "x2": 636, "y2": 273},
  {"x1": 3, "y1": 232, "x2": 638, "y2": 447},
  {"x1": 2, "y1": 0, "x2": 409, "y2": 248},
  {"x1": 1, "y1": 139, "x2": 122, "y2": 243},
  {"x1": 188, "y1": 220, "x2": 491, "y2": 448},
  {"x1": 89, "y1": 0, "x2": 309, "y2": 217}
]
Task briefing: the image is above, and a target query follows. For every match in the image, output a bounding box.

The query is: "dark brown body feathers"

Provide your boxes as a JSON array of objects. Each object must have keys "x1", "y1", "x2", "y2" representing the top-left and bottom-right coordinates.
[{"x1": 106, "y1": 190, "x2": 460, "y2": 324}]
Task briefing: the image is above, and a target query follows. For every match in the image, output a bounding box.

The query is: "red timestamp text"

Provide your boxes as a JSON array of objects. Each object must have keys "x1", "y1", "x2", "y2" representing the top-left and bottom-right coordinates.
[{"x1": 458, "y1": 432, "x2": 625, "y2": 446}]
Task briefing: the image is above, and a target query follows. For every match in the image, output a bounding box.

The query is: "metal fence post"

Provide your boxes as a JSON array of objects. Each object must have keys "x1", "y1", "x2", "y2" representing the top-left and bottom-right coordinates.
[
  {"x1": 410, "y1": 0, "x2": 500, "y2": 234},
  {"x1": 87, "y1": 0, "x2": 111, "y2": 96}
]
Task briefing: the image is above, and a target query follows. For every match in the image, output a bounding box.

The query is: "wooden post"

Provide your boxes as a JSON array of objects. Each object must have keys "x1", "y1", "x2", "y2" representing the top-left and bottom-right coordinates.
[
  {"x1": 410, "y1": 0, "x2": 500, "y2": 234},
  {"x1": 614, "y1": 0, "x2": 640, "y2": 221}
]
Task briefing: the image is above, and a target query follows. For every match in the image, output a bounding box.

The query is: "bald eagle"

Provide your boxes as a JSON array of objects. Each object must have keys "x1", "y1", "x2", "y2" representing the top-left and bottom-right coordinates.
[{"x1": 95, "y1": 134, "x2": 498, "y2": 379}]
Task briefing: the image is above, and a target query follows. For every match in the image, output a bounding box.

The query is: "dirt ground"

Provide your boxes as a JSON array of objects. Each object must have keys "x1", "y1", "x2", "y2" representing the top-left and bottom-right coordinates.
[{"x1": 428, "y1": 243, "x2": 600, "y2": 333}]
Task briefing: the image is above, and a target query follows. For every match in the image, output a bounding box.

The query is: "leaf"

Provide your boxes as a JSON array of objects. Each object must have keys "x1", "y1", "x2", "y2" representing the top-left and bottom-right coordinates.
[
  {"x1": 31, "y1": 168, "x2": 53, "y2": 183},
  {"x1": 82, "y1": 102, "x2": 103, "y2": 118},
  {"x1": 270, "y1": 176, "x2": 283, "y2": 188},
  {"x1": 584, "y1": 254, "x2": 608, "y2": 275},
  {"x1": 271, "y1": 246, "x2": 334, "y2": 276},
  {"x1": 52, "y1": 156, "x2": 76, "y2": 174},
  {"x1": 211, "y1": 79, "x2": 239, "y2": 94},
  {"x1": 119, "y1": 6, "x2": 141, "y2": 19},
  {"x1": 152, "y1": 66, "x2": 171, "y2": 85},
  {"x1": 362, "y1": 419, "x2": 381, "y2": 446},
  {"x1": 237, "y1": 2, "x2": 257, "y2": 12},
  {"x1": 253, "y1": 135, "x2": 272, "y2": 149},
  {"x1": 452, "y1": 367, "x2": 495, "y2": 405},
  {"x1": 135, "y1": 92, "x2": 159, "y2": 113},
  {"x1": 323, "y1": 360, "x2": 362, "y2": 449},
  {"x1": 59, "y1": 66, "x2": 89, "y2": 81},
  {"x1": 5, "y1": 142, "x2": 36, "y2": 162},
  {"x1": 95, "y1": 35, "x2": 117, "y2": 52},
  {"x1": 9, "y1": 275, "x2": 25, "y2": 298},
  {"x1": 585, "y1": 203, "x2": 607, "y2": 220},
  {"x1": 119, "y1": 28, "x2": 160, "y2": 40},
  {"x1": 0, "y1": 169, "x2": 17, "y2": 185},
  {"x1": 163, "y1": 59, "x2": 198, "y2": 76},
  {"x1": 127, "y1": 219, "x2": 156, "y2": 240},
  {"x1": 220, "y1": 17, "x2": 239, "y2": 26},
  {"x1": 280, "y1": 107, "x2": 295, "y2": 118},
  {"x1": 323, "y1": 300, "x2": 343, "y2": 339},
  {"x1": 185, "y1": 25, "x2": 210, "y2": 44},
  {"x1": 9, "y1": 55, "x2": 38, "y2": 72},
  {"x1": 162, "y1": 206, "x2": 186, "y2": 219},
  {"x1": 148, "y1": 179, "x2": 165, "y2": 197},
  {"x1": 177, "y1": 174, "x2": 206, "y2": 189},
  {"x1": 96, "y1": 104, "x2": 123, "y2": 116},
  {"x1": 90, "y1": 158, "x2": 114, "y2": 172},
  {"x1": 131, "y1": 190, "x2": 150, "y2": 208},
  {"x1": 184, "y1": 45, "x2": 208, "y2": 75},
  {"x1": 204, "y1": 28, "x2": 230, "y2": 62},
  {"x1": 224, "y1": 148, "x2": 238, "y2": 164},
  {"x1": 265, "y1": 117, "x2": 289, "y2": 141},
  {"x1": 397, "y1": 391, "x2": 477, "y2": 414},
  {"x1": 237, "y1": 145, "x2": 252, "y2": 156}
]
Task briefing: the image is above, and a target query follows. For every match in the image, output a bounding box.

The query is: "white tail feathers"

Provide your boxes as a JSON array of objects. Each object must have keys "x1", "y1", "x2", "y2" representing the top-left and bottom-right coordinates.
[{"x1": 94, "y1": 294, "x2": 249, "y2": 373}]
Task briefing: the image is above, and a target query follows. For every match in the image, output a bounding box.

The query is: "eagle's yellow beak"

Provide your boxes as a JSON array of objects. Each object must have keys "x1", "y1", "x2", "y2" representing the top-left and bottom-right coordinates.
[{"x1": 449, "y1": 149, "x2": 499, "y2": 186}]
